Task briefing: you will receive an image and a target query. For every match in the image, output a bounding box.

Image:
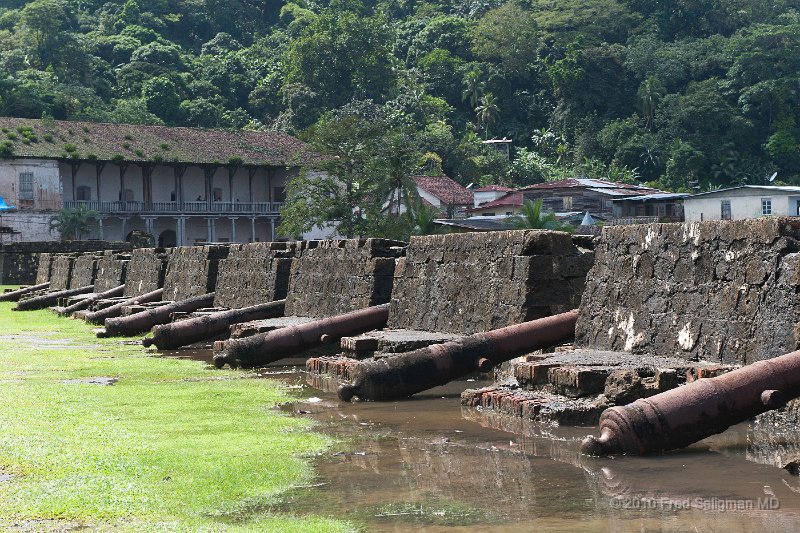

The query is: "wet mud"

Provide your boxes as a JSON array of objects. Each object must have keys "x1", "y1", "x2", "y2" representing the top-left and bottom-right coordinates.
[{"x1": 157, "y1": 349, "x2": 800, "y2": 532}]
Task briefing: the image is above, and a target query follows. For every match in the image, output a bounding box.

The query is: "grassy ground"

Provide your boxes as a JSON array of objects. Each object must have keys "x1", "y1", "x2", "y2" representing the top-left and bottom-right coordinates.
[{"x1": 0, "y1": 294, "x2": 352, "y2": 532}]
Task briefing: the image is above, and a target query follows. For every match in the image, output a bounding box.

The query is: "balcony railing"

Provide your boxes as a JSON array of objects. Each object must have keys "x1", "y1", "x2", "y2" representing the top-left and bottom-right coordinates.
[{"x1": 63, "y1": 200, "x2": 284, "y2": 215}]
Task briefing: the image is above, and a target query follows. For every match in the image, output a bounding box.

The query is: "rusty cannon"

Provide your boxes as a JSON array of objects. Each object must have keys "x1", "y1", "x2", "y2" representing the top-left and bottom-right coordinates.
[
  {"x1": 79, "y1": 288, "x2": 164, "y2": 325},
  {"x1": 213, "y1": 303, "x2": 391, "y2": 369},
  {"x1": 0, "y1": 282, "x2": 50, "y2": 302},
  {"x1": 143, "y1": 300, "x2": 286, "y2": 350},
  {"x1": 581, "y1": 349, "x2": 800, "y2": 457},
  {"x1": 54, "y1": 285, "x2": 125, "y2": 316},
  {"x1": 100, "y1": 292, "x2": 216, "y2": 337},
  {"x1": 13, "y1": 285, "x2": 95, "y2": 311},
  {"x1": 337, "y1": 310, "x2": 579, "y2": 402}
]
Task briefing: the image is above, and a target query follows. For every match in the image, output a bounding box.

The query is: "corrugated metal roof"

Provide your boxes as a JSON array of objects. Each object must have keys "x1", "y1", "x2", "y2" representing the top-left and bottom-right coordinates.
[
  {"x1": 611, "y1": 193, "x2": 689, "y2": 202},
  {"x1": 687, "y1": 185, "x2": 800, "y2": 198},
  {"x1": 411, "y1": 175, "x2": 473, "y2": 205}
]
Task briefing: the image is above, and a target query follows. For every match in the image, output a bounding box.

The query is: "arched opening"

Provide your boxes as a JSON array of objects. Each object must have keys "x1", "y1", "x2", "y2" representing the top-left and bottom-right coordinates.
[{"x1": 158, "y1": 229, "x2": 177, "y2": 248}]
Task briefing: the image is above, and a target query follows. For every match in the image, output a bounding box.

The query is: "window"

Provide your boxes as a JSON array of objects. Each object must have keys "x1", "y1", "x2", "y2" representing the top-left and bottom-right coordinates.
[
  {"x1": 721, "y1": 200, "x2": 731, "y2": 220},
  {"x1": 762, "y1": 198, "x2": 772, "y2": 216},
  {"x1": 77, "y1": 186, "x2": 91, "y2": 201},
  {"x1": 18, "y1": 172, "x2": 33, "y2": 201},
  {"x1": 562, "y1": 196, "x2": 573, "y2": 210},
  {"x1": 120, "y1": 189, "x2": 134, "y2": 202},
  {"x1": 213, "y1": 187, "x2": 223, "y2": 201},
  {"x1": 272, "y1": 186, "x2": 286, "y2": 202}
]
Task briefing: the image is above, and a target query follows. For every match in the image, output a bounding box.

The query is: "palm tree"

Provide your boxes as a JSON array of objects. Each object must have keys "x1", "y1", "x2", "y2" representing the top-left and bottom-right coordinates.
[
  {"x1": 407, "y1": 199, "x2": 442, "y2": 236},
  {"x1": 637, "y1": 75, "x2": 665, "y2": 131},
  {"x1": 49, "y1": 205, "x2": 97, "y2": 240},
  {"x1": 462, "y1": 70, "x2": 485, "y2": 110},
  {"x1": 475, "y1": 92, "x2": 499, "y2": 139},
  {"x1": 511, "y1": 199, "x2": 573, "y2": 231}
]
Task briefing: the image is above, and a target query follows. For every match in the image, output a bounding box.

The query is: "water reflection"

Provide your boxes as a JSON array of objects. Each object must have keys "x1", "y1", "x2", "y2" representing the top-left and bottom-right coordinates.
[{"x1": 155, "y1": 347, "x2": 800, "y2": 531}]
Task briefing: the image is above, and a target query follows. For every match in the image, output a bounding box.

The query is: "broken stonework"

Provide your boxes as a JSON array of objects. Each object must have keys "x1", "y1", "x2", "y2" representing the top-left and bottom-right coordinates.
[
  {"x1": 213, "y1": 242, "x2": 297, "y2": 308},
  {"x1": 162, "y1": 245, "x2": 229, "y2": 301},
  {"x1": 69, "y1": 254, "x2": 100, "y2": 289},
  {"x1": 284, "y1": 238, "x2": 405, "y2": 319},
  {"x1": 123, "y1": 248, "x2": 169, "y2": 297},
  {"x1": 388, "y1": 230, "x2": 593, "y2": 334},
  {"x1": 462, "y1": 350, "x2": 737, "y2": 425},
  {"x1": 576, "y1": 218, "x2": 800, "y2": 364},
  {"x1": 94, "y1": 251, "x2": 129, "y2": 293}
]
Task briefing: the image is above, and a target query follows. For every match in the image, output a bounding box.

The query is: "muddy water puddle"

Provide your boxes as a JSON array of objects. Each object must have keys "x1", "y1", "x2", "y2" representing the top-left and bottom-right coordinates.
[{"x1": 159, "y1": 350, "x2": 800, "y2": 531}]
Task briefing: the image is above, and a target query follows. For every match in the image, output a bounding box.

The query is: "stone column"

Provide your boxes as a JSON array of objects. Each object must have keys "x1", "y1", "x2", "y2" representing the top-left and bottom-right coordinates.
[
  {"x1": 270, "y1": 217, "x2": 276, "y2": 242},
  {"x1": 98, "y1": 216, "x2": 105, "y2": 241},
  {"x1": 250, "y1": 217, "x2": 256, "y2": 243},
  {"x1": 229, "y1": 217, "x2": 238, "y2": 243}
]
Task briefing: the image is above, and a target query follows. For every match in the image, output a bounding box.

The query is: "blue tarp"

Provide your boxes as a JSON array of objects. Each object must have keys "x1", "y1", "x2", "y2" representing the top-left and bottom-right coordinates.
[{"x1": 0, "y1": 196, "x2": 15, "y2": 211}]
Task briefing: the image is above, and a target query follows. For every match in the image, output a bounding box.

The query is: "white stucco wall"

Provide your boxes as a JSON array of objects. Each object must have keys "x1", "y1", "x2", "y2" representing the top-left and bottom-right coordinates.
[
  {"x1": 0, "y1": 212, "x2": 58, "y2": 241},
  {"x1": 683, "y1": 191, "x2": 798, "y2": 223},
  {"x1": 0, "y1": 158, "x2": 61, "y2": 210}
]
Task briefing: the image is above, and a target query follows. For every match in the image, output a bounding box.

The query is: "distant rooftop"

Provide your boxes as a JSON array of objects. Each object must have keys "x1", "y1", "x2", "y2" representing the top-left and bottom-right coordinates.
[
  {"x1": 473, "y1": 184, "x2": 514, "y2": 193},
  {"x1": 0, "y1": 117, "x2": 315, "y2": 167},
  {"x1": 411, "y1": 175, "x2": 473, "y2": 205},
  {"x1": 519, "y1": 178, "x2": 660, "y2": 196},
  {"x1": 471, "y1": 192, "x2": 523, "y2": 211},
  {"x1": 686, "y1": 185, "x2": 800, "y2": 198}
]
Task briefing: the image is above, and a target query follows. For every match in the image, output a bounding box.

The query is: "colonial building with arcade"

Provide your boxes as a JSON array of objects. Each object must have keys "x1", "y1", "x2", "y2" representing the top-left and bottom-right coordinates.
[{"x1": 0, "y1": 118, "x2": 314, "y2": 245}]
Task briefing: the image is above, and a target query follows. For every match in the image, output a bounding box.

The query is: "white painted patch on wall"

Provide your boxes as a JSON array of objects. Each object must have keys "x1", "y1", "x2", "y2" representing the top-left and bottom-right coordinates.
[
  {"x1": 619, "y1": 311, "x2": 644, "y2": 351},
  {"x1": 677, "y1": 322, "x2": 696, "y2": 350}
]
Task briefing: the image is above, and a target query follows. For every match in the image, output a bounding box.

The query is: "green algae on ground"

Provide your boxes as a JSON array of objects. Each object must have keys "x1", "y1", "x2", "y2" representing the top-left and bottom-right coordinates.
[{"x1": 0, "y1": 299, "x2": 353, "y2": 532}]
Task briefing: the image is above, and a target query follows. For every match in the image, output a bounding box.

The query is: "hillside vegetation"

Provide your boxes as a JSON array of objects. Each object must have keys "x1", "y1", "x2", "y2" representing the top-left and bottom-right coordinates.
[{"x1": 0, "y1": 0, "x2": 798, "y2": 193}]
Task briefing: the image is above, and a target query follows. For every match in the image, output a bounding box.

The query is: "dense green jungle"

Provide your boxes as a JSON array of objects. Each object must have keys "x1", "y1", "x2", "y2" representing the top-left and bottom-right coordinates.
[{"x1": 0, "y1": 0, "x2": 799, "y2": 234}]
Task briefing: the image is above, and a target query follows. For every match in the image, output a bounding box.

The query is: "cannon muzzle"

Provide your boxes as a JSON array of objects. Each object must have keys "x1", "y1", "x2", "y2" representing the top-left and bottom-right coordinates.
[
  {"x1": 102, "y1": 292, "x2": 216, "y2": 337},
  {"x1": 213, "y1": 303, "x2": 390, "y2": 369},
  {"x1": 143, "y1": 300, "x2": 286, "y2": 350},
  {"x1": 337, "y1": 310, "x2": 579, "y2": 401},
  {"x1": 581, "y1": 349, "x2": 800, "y2": 456}
]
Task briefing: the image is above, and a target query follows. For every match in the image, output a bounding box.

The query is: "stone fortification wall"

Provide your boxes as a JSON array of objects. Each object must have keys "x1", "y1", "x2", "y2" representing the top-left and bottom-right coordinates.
[
  {"x1": 162, "y1": 245, "x2": 230, "y2": 301},
  {"x1": 213, "y1": 242, "x2": 297, "y2": 308},
  {"x1": 94, "y1": 251, "x2": 130, "y2": 293},
  {"x1": 123, "y1": 248, "x2": 169, "y2": 297},
  {"x1": 285, "y1": 239, "x2": 406, "y2": 319},
  {"x1": 388, "y1": 230, "x2": 594, "y2": 335},
  {"x1": 49, "y1": 254, "x2": 76, "y2": 290},
  {"x1": 576, "y1": 218, "x2": 800, "y2": 365},
  {"x1": 35, "y1": 253, "x2": 54, "y2": 284},
  {"x1": 69, "y1": 254, "x2": 99, "y2": 288},
  {"x1": 0, "y1": 241, "x2": 131, "y2": 285}
]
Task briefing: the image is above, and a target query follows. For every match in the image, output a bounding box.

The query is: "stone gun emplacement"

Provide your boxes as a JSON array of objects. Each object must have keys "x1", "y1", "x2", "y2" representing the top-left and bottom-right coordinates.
[{"x1": 581, "y1": 349, "x2": 800, "y2": 456}]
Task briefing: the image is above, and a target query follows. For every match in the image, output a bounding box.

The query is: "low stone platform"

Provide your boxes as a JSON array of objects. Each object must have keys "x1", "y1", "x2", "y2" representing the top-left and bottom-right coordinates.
[
  {"x1": 228, "y1": 316, "x2": 315, "y2": 338},
  {"x1": 340, "y1": 328, "x2": 464, "y2": 357},
  {"x1": 460, "y1": 349, "x2": 737, "y2": 426}
]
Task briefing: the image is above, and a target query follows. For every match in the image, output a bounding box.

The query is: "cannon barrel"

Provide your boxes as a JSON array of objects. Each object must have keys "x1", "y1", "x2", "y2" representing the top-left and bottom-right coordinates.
[
  {"x1": 55, "y1": 285, "x2": 125, "y2": 316},
  {"x1": 101, "y1": 292, "x2": 216, "y2": 337},
  {"x1": 581, "y1": 349, "x2": 800, "y2": 456},
  {"x1": 143, "y1": 300, "x2": 286, "y2": 350},
  {"x1": 13, "y1": 285, "x2": 94, "y2": 311},
  {"x1": 80, "y1": 288, "x2": 164, "y2": 324},
  {"x1": 0, "y1": 283, "x2": 50, "y2": 302},
  {"x1": 213, "y1": 303, "x2": 390, "y2": 369},
  {"x1": 337, "y1": 310, "x2": 579, "y2": 401}
]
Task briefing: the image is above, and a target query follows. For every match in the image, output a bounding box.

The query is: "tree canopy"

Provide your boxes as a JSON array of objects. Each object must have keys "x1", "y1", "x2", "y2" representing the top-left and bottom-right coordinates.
[{"x1": 0, "y1": 0, "x2": 797, "y2": 200}]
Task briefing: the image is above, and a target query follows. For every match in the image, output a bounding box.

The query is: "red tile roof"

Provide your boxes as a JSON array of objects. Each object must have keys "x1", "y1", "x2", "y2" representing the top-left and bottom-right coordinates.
[
  {"x1": 411, "y1": 175, "x2": 473, "y2": 205},
  {"x1": 474, "y1": 184, "x2": 514, "y2": 192},
  {"x1": 471, "y1": 192, "x2": 523, "y2": 211}
]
